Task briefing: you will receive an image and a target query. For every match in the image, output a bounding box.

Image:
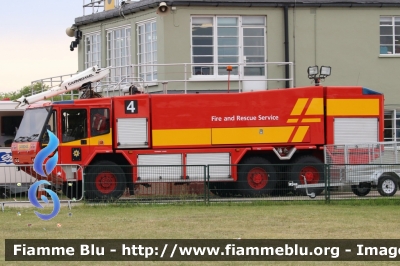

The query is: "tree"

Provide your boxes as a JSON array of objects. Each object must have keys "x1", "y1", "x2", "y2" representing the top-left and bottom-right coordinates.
[{"x1": 0, "y1": 83, "x2": 79, "y2": 102}]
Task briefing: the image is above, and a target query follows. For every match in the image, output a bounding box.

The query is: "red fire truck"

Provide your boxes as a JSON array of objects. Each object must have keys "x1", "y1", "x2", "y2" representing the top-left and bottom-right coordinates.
[{"x1": 11, "y1": 67, "x2": 385, "y2": 199}]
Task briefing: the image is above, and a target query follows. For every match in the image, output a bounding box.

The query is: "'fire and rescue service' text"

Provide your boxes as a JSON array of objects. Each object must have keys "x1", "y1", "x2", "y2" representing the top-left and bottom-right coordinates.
[{"x1": 211, "y1": 115, "x2": 279, "y2": 122}]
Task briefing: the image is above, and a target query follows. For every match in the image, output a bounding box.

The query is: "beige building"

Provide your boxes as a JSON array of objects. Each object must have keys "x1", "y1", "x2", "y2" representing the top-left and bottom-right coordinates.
[{"x1": 59, "y1": 0, "x2": 400, "y2": 140}]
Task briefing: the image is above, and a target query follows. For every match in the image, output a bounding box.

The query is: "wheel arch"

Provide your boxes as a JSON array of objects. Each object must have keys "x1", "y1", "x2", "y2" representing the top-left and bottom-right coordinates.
[
  {"x1": 379, "y1": 172, "x2": 400, "y2": 182},
  {"x1": 87, "y1": 153, "x2": 133, "y2": 193},
  {"x1": 237, "y1": 149, "x2": 324, "y2": 165}
]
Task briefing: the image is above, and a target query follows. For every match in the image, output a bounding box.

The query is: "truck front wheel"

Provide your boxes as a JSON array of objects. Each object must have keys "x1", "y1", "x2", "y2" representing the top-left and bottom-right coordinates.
[
  {"x1": 236, "y1": 157, "x2": 277, "y2": 197},
  {"x1": 85, "y1": 161, "x2": 126, "y2": 200}
]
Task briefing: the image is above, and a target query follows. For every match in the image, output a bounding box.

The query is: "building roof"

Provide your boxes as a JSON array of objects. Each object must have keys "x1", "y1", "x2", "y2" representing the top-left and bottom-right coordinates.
[{"x1": 75, "y1": 0, "x2": 400, "y2": 26}]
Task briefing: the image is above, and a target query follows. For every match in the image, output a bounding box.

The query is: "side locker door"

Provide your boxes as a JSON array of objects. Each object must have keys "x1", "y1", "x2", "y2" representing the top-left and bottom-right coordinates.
[
  {"x1": 58, "y1": 108, "x2": 91, "y2": 165},
  {"x1": 113, "y1": 94, "x2": 151, "y2": 149}
]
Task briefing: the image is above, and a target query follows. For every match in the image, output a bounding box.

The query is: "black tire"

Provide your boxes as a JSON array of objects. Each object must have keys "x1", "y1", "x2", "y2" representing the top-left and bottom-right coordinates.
[
  {"x1": 236, "y1": 157, "x2": 277, "y2": 197},
  {"x1": 85, "y1": 161, "x2": 126, "y2": 200},
  {"x1": 209, "y1": 182, "x2": 236, "y2": 197},
  {"x1": 62, "y1": 181, "x2": 83, "y2": 200},
  {"x1": 351, "y1": 183, "x2": 371, "y2": 197},
  {"x1": 290, "y1": 156, "x2": 324, "y2": 196},
  {"x1": 377, "y1": 175, "x2": 398, "y2": 197}
]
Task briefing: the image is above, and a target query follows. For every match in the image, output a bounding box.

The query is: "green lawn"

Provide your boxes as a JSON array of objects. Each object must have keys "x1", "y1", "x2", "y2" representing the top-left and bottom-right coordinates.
[{"x1": 1, "y1": 201, "x2": 400, "y2": 265}]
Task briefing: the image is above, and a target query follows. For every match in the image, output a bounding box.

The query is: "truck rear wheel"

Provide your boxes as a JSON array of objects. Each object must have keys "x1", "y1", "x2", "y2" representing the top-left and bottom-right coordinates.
[
  {"x1": 290, "y1": 156, "x2": 324, "y2": 196},
  {"x1": 377, "y1": 175, "x2": 397, "y2": 197},
  {"x1": 236, "y1": 157, "x2": 277, "y2": 197},
  {"x1": 85, "y1": 161, "x2": 126, "y2": 200}
]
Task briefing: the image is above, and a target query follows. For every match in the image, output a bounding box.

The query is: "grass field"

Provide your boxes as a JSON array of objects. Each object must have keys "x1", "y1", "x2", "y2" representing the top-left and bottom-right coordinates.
[{"x1": 1, "y1": 200, "x2": 400, "y2": 265}]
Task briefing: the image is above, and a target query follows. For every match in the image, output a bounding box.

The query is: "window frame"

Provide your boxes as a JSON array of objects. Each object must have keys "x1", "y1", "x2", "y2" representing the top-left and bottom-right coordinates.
[
  {"x1": 190, "y1": 15, "x2": 266, "y2": 79},
  {"x1": 379, "y1": 16, "x2": 400, "y2": 57},
  {"x1": 61, "y1": 109, "x2": 88, "y2": 143},
  {"x1": 137, "y1": 19, "x2": 158, "y2": 84},
  {"x1": 90, "y1": 108, "x2": 110, "y2": 137},
  {"x1": 84, "y1": 31, "x2": 101, "y2": 69},
  {"x1": 106, "y1": 25, "x2": 132, "y2": 84}
]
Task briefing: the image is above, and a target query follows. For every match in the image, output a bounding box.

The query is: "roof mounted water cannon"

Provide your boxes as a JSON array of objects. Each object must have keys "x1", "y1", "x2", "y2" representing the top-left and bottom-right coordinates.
[
  {"x1": 15, "y1": 66, "x2": 110, "y2": 108},
  {"x1": 307, "y1": 65, "x2": 331, "y2": 86}
]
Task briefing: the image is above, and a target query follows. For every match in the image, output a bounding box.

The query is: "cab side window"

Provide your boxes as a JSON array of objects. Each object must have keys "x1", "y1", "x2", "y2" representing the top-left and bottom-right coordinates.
[
  {"x1": 90, "y1": 108, "x2": 110, "y2": 137},
  {"x1": 41, "y1": 110, "x2": 57, "y2": 144},
  {"x1": 62, "y1": 109, "x2": 87, "y2": 142}
]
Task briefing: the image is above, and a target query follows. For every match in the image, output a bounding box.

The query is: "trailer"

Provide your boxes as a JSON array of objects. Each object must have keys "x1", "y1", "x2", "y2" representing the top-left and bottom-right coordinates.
[
  {"x1": 323, "y1": 142, "x2": 400, "y2": 197},
  {"x1": 0, "y1": 101, "x2": 36, "y2": 196},
  {"x1": 11, "y1": 66, "x2": 386, "y2": 200}
]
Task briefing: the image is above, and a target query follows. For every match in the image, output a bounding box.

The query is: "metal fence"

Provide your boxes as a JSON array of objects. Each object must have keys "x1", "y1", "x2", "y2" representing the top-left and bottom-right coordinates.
[
  {"x1": 0, "y1": 164, "x2": 83, "y2": 211},
  {"x1": 2, "y1": 162, "x2": 400, "y2": 209}
]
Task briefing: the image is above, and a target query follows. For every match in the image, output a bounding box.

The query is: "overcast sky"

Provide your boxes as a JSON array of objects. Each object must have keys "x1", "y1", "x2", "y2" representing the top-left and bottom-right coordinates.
[{"x1": 0, "y1": 1, "x2": 84, "y2": 93}]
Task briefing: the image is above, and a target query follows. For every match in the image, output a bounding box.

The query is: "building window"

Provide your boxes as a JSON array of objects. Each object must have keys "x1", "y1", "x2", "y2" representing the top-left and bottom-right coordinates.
[
  {"x1": 380, "y1": 16, "x2": 400, "y2": 55},
  {"x1": 384, "y1": 110, "x2": 400, "y2": 141},
  {"x1": 191, "y1": 16, "x2": 266, "y2": 77},
  {"x1": 85, "y1": 32, "x2": 101, "y2": 68},
  {"x1": 107, "y1": 26, "x2": 131, "y2": 83},
  {"x1": 137, "y1": 20, "x2": 157, "y2": 82}
]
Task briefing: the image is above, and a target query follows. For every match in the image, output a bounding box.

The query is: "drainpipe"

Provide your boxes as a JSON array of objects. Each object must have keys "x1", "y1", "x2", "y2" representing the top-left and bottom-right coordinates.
[{"x1": 284, "y1": 5, "x2": 290, "y2": 88}]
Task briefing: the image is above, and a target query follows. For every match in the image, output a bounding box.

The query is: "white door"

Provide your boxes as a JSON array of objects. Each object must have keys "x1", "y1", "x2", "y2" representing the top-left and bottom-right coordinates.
[{"x1": 241, "y1": 16, "x2": 266, "y2": 91}]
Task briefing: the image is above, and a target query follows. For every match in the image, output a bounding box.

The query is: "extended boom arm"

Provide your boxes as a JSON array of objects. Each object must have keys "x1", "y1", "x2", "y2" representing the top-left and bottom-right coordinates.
[{"x1": 15, "y1": 66, "x2": 110, "y2": 107}]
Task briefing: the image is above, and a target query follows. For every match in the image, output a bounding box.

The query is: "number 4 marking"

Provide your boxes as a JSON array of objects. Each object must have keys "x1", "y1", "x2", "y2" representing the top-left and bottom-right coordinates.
[
  {"x1": 125, "y1": 100, "x2": 138, "y2": 114},
  {"x1": 127, "y1": 101, "x2": 135, "y2": 112}
]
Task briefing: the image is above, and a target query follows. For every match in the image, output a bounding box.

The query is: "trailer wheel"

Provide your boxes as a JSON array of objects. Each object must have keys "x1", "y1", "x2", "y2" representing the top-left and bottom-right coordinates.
[
  {"x1": 290, "y1": 156, "x2": 324, "y2": 196},
  {"x1": 237, "y1": 157, "x2": 277, "y2": 197},
  {"x1": 351, "y1": 183, "x2": 371, "y2": 197},
  {"x1": 62, "y1": 181, "x2": 83, "y2": 200},
  {"x1": 377, "y1": 175, "x2": 398, "y2": 197},
  {"x1": 85, "y1": 161, "x2": 126, "y2": 200}
]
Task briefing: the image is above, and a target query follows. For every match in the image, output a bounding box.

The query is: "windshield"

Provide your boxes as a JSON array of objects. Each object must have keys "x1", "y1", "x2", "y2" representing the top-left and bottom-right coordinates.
[{"x1": 14, "y1": 107, "x2": 51, "y2": 142}]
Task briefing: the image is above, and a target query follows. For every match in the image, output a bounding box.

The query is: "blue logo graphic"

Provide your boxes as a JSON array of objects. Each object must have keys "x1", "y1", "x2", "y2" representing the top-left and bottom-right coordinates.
[
  {"x1": 29, "y1": 130, "x2": 60, "y2": 220},
  {"x1": 33, "y1": 130, "x2": 59, "y2": 177},
  {"x1": 0, "y1": 152, "x2": 13, "y2": 164},
  {"x1": 28, "y1": 180, "x2": 61, "y2": 220}
]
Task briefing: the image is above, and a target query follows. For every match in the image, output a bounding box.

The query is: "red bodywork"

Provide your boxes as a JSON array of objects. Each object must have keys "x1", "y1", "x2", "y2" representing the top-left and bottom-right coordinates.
[{"x1": 11, "y1": 86, "x2": 384, "y2": 184}]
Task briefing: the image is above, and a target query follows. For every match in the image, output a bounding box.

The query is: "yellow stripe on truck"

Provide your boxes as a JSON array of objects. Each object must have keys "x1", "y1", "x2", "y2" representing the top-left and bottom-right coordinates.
[
  {"x1": 212, "y1": 127, "x2": 295, "y2": 144},
  {"x1": 292, "y1": 126, "x2": 309, "y2": 142},
  {"x1": 153, "y1": 126, "x2": 301, "y2": 146},
  {"x1": 327, "y1": 99, "x2": 380, "y2": 116},
  {"x1": 60, "y1": 131, "x2": 113, "y2": 146},
  {"x1": 290, "y1": 98, "x2": 308, "y2": 115},
  {"x1": 305, "y1": 98, "x2": 323, "y2": 115},
  {"x1": 301, "y1": 118, "x2": 321, "y2": 123},
  {"x1": 152, "y1": 128, "x2": 211, "y2": 146}
]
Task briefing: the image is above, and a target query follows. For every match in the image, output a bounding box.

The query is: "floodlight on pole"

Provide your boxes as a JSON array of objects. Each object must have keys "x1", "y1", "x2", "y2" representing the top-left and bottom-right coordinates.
[{"x1": 307, "y1": 65, "x2": 331, "y2": 86}]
